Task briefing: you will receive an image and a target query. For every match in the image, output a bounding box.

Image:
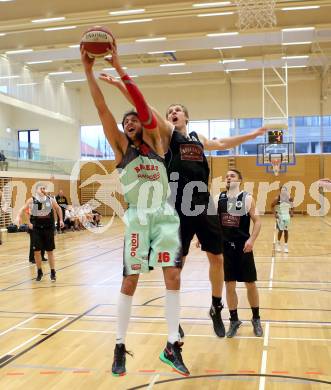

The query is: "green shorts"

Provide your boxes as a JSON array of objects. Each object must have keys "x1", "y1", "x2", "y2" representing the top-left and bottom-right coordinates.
[
  {"x1": 277, "y1": 214, "x2": 290, "y2": 231},
  {"x1": 123, "y1": 203, "x2": 182, "y2": 276}
]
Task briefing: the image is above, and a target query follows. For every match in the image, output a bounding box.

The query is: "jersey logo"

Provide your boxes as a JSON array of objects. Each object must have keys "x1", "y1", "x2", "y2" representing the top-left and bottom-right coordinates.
[
  {"x1": 221, "y1": 213, "x2": 240, "y2": 228},
  {"x1": 130, "y1": 233, "x2": 139, "y2": 257},
  {"x1": 180, "y1": 144, "x2": 203, "y2": 162}
]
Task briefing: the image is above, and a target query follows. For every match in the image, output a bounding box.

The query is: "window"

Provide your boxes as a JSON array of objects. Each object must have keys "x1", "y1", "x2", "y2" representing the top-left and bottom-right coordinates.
[
  {"x1": 323, "y1": 142, "x2": 331, "y2": 153},
  {"x1": 188, "y1": 120, "x2": 209, "y2": 139},
  {"x1": 0, "y1": 85, "x2": 8, "y2": 94},
  {"x1": 238, "y1": 117, "x2": 264, "y2": 155},
  {"x1": 295, "y1": 116, "x2": 304, "y2": 127},
  {"x1": 81, "y1": 125, "x2": 115, "y2": 160},
  {"x1": 18, "y1": 130, "x2": 40, "y2": 160},
  {"x1": 295, "y1": 142, "x2": 309, "y2": 154}
]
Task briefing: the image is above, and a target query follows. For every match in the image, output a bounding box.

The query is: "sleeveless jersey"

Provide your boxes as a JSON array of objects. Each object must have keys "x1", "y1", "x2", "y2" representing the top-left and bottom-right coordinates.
[
  {"x1": 276, "y1": 196, "x2": 292, "y2": 217},
  {"x1": 218, "y1": 191, "x2": 251, "y2": 242},
  {"x1": 165, "y1": 129, "x2": 210, "y2": 210},
  {"x1": 117, "y1": 142, "x2": 169, "y2": 208},
  {"x1": 30, "y1": 196, "x2": 54, "y2": 228}
]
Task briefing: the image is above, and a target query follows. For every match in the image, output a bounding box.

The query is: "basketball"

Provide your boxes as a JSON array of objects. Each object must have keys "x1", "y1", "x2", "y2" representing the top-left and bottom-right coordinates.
[{"x1": 80, "y1": 26, "x2": 114, "y2": 58}]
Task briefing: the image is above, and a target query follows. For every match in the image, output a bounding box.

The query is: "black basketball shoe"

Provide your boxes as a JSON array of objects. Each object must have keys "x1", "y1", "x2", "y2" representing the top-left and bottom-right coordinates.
[
  {"x1": 35, "y1": 269, "x2": 43, "y2": 282},
  {"x1": 111, "y1": 343, "x2": 133, "y2": 377},
  {"x1": 209, "y1": 305, "x2": 225, "y2": 337},
  {"x1": 159, "y1": 341, "x2": 190, "y2": 376}
]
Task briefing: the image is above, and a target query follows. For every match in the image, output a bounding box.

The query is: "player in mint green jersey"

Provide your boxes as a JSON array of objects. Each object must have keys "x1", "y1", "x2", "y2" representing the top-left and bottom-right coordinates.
[
  {"x1": 271, "y1": 185, "x2": 294, "y2": 253},
  {"x1": 82, "y1": 39, "x2": 189, "y2": 378}
]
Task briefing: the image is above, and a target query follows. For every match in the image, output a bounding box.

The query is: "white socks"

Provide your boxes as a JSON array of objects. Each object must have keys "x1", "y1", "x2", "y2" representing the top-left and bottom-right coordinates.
[
  {"x1": 116, "y1": 292, "x2": 133, "y2": 345},
  {"x1": 165, "y1": 289, "x2": 180, "y2": 344},
  {"x1": 116, "y1": 290, "x2": 180, "y2": 345}
]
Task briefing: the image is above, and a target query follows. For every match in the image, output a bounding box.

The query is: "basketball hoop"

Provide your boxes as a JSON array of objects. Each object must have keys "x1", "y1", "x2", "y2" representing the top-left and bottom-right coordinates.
[
  {"x1": 271, "y1": 157, "x2": 281, "y2": 176},
  {"x1": 236, "y1": 0, "x2": 277, "y2": 31}
]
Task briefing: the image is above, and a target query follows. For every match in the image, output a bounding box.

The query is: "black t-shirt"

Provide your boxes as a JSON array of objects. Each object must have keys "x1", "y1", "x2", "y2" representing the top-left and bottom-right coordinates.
[
  {"x1": 55, "y1": 195, "x2": 68, "y2": 209},
  {"x1": 217, "y1": 191, "x2": 251, "y2": 242},
  {"x1": 165, "y1": 129, "x2": 210, "y2": 212}
]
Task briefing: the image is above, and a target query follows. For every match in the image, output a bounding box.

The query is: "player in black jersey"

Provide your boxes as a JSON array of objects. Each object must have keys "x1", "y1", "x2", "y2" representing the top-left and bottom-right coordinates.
[
  {"x1": 18, "y1": 183, "x2": 64, "y2": 282},
  {"x1": 162, "y1": 105, "x2": 266, "y2": 337},
  {"x1": 101, "y1": 81, "x2": 267, "y2": 338},
  {"x1": 218, "y1": 169, "x2": 263, "y2": 338}
]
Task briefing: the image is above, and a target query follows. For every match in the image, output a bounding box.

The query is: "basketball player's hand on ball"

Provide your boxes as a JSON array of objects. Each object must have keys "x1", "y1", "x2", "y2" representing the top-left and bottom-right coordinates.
[
  {"x1": 80, "y1": 47, "x2": 95, "y2": 72},
  {"x1": 243, "y1": 238, "x2": 253, "y2": 253},
  {"x1": 104, "y1": 39, "x2": 121, "y2": 70}
]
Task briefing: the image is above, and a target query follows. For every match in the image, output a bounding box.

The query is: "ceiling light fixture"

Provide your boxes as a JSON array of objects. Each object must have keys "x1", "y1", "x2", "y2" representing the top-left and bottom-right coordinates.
[
  {"x1": 213, "y1": 45, "x2": 242, "y2": 49},
  {"x1": 32, "y1": 17, "x2": 66, "y2": 23},
  {"x1": 160, "y1": 63, "x2": 185, "y2": 67},
  {"x1": 169, "y1": 72, "x2": 193, "y2": 75},
  {"x1": 281, "y1": 6, "x2": 320, "y2": 11},
  {"x1": 281, "y1": 27, "x2": 315, "y2": 32},
  {"x1": 64, "y1": 79, "x2": 86, "y2": 83},
  {"x1": 136, "y1": 37, "x2": 166, "y2": 42},
  {"x1": 282, "y1": 55, "x2": 309, "y2": 59},
  {"x1": 198, "y1": 11, "x2": 233, "y2": 16},
  {"x1": 6, "y1": 49, "x2": 33, "y2": 54},
  {"x1": 0, "y1": 75, "x2": 19, "y2": 79},
  {"x1": 226, "y1": 68, "x2": 248, "y2": 72},
  {"x1": 16, "y1": 82, "x2": 38, "y2": 86},
  {"x1": 207, "y1": 31, "x2": 238, "y2": 36},
  {"x1": 118, "y1": 18, "x2": 152, "y2": 24},
  {"x1": 26, "y1": 60, "x2": 53, "y2": 64},
  {"x1": 221, "y1": 58, "x2": 246, "y2": 63},
  {"x1": 110, "y1": 9, "x2": 145, "y2": 16},
  {"x1": 44, "y1": 26, "x2": 76, "y2": 31},
  {"x1": 148, "y1": 50, "x2": 176, "y2": 54},
  {"x1": 282, "y1": 41, "x2": 312, "y2": 46},
  {"x1": 48, "y1": 71, "x2": 72, "y2": 75},
  {"x1": 193, "y1": 2, "x2": 231, "y2": 7}
]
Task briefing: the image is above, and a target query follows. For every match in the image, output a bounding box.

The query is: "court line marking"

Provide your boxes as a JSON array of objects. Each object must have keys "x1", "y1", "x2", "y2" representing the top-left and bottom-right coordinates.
[
  {"x1": 0, "y1": 247, "x2": 121, "y2": 292},
  {"x1": 15, "y1": 326, "x2": 331, "y2": 343},
  {"x1": 97, "y1": 271, "x2": 123, "y2": 285},
  {"x1": 147, "y1": 374, "x2": 160, "y2": 389},
  {"x1": 2, "y1": 309, "x2": 331, "y2": 327},
  {"x1": 268, "y1": 222, "x2": 277, "y2": 291},
  {"x1": 127, "y1": 373, "x2": 331, "y2": 389},
  {"x1": 0, "y1": 317, "x2": 69, "y2": 360},
  {"x1": 0, "y1": 315, "x2": 37, "y2": 337},
  {"x1": 258, "y1": 350, "x2": 268, "y2": 390},
  {"x1": 0, "y1": 305, "x2": 100, "y2": 369},
  {"x1": 0, "y1": 233, "x2": 123, "y2": 276}
]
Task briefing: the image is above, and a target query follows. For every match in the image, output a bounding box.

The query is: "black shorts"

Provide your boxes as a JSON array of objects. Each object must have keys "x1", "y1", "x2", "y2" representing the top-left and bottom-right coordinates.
[
  {"x1": 31, "y1": 227, "x2": 55, "y2": 252},
  {"x1": 179, "y1": 211, "x2": 223, "y2": 257},
  {"x1": 223, "y1": 240, "x2": 257, "y2": 282}
]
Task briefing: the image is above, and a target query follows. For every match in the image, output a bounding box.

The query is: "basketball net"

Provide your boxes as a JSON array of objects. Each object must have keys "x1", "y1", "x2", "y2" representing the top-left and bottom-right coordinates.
[
  {"x1": 236, "y1": 0, "x2": 277, "y2": 30},
  {"x1": 271, "y1": 158, "x2": 281, "y2": 176}
]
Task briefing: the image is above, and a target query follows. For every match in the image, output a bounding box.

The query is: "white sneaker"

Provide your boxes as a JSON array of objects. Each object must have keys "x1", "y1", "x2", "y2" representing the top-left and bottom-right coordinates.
[
  {"x1": 275, "y1": 242, "x2": 281, "y2": 252},
  {"x1": 284, "y1": 244, "x2": 289, "y2": 253}
]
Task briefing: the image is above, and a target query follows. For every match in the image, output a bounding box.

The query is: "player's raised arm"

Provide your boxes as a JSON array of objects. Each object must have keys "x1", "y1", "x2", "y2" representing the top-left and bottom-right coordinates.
[
  {"x1": 199, "y1": 127, "x2": 268, "y2": 151},
  {"x1": 81, "y1": 48, "x2": 127, "y2": 164},
  {"x1": 99, "y1": 52, "x2": 173, "y2": 141}
]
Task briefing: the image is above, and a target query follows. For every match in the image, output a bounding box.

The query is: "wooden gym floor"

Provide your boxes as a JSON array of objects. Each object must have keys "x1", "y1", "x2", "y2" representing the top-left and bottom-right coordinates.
[{"x1": 0, "y1": 215, "x2": 330, "y2": 389}]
